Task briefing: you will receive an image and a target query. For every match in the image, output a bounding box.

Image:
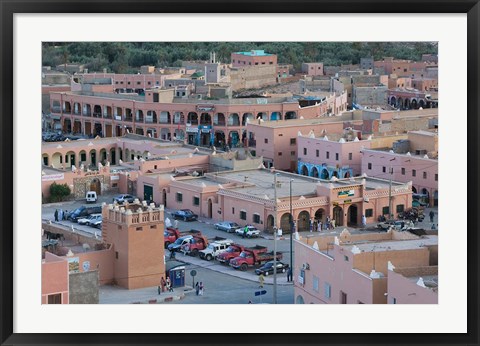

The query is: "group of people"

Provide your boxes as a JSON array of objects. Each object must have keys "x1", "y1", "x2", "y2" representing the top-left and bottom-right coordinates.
[
  {"x1": 195, "y1": 282, "x2": 204, "y2": 296},
  {"x1": 309, "y1": 216, "x2": 336, "y2": 233},
  {"x1": 157, "y1": 276, "x2": 173, "y2": 294},
  {"x1": 54, "y1": 209, "x2": 68, "y2": 222}
]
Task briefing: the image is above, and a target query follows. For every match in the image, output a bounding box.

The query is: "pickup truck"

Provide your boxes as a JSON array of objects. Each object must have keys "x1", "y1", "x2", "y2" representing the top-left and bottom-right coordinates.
[
  {"x1": 167, "y1": 230, "x2": 203, "y2": 252},
  {"x1": 235, "y1": 225, "x2": 261, "y2": 238},
  {"x1": 164, "y1": 227, "x2": 182, "y2": 248},
  {"x1": 199, "y1": 238, "x2": 233, "y2": 261},
  {"x1": 216, "y1": 244, "x2": 247, "y2": 264},
  {"x1": 229, "y1": 246, "x2": 283, "y2": 271}
]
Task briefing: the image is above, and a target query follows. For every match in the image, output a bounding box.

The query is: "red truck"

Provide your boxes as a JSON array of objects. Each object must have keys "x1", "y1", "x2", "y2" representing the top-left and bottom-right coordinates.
[
  {"x1": 164, "y1": 228, "x2": 203, "y2": 249},
  {"x1": 183, "y1": 232, "x2": 210, "y2": 256},
  {"x1": 229, "y1": 245, "x2": 283, "y2": 271},
  {"x1": 216, "y1": 243, "x2": 247, "y2": 264}
]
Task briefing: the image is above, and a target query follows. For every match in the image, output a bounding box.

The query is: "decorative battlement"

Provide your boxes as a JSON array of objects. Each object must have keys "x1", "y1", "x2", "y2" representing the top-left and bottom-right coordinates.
[{"x1": 103, "y1": 201, "x2": 164, "y2": 225}]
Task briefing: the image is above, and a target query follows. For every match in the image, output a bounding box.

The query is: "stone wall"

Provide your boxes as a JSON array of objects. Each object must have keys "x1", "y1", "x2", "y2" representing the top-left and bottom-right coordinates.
[
  {"x1": 73, "y1": 174, "x2": 111, "y2": 199},
  {"x1": 69, "y1": 270, "x2": 99, "y2": 304},
  {"x1": 230, "y1": 66, "x2": 277, "y2": 91}
]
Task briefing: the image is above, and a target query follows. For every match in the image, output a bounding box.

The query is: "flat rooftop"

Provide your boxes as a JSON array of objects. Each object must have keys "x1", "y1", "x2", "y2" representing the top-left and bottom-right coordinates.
[
  {"x1": 233, "y1": 50, "x2": 272, "y2": 57},
  {"x1": 343, "y1": 235, "x2": 438, "y2": 252},
  {"x1": 249, "y1": 117, "x2": 350, "y2": 128}
]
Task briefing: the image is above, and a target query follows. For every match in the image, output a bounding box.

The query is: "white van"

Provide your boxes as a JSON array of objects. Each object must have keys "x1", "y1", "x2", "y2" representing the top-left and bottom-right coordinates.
[
  {"x1": 199, "y1": 239, "x2": 233, "y2": 261},
  {"x1": 86, "y1": 191, "x2": 98, "y2": 203}
]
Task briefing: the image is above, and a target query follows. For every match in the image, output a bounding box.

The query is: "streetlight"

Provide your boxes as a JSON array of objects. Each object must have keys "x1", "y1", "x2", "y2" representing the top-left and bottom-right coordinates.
[
  {"x1": 273, "y1": 172, "x2": 279, "y2": 304},
  {"x1": 289, "y1": 179, "x2": 294, "y2": 281},
  {"x1": 388, "y1": 158, "x2": 396, "y2": 220}
]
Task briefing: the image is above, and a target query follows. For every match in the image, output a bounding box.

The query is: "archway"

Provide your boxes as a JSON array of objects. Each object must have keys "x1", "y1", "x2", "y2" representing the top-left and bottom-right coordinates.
[
  {"x1": 397, "y1": 97, "x2": 403, "y2": 109},
  {"x1": 160, "y1": 128, "x2": 170, "y2": 140},
  {"x1": 242, "y1": 113, "x2": 254, "y2": 126},
  {"x1": 51, "y1": 152, "x2": 62, "y2": 168},
  {"x1": 347, "y1": 204, "x2": 358, "y2": 226},
  {"x1": 89, "y1": 178, "x2": 101, "y2": 194},
  {"x1": 390, "y1": 96, "x2": 396, "y2": 106},
  {"x1": 110, "y1": 148, "x2": 116, "y2": 165},
  {"x1": 411, "y1": 99, "x2": 418, "y2": 109},
  {"x1": 270, "y1": 112, "x2": 282, "y2": 120},
  {"x1": 333, "y1": 206, "x2": 343, "y2": 227},
  {"x1": 285, "y1": 111, "x2": 296, "y2": 120},
  {"x1": 321, "y1": 168, "x2": 329, "y2": 179},
  {"x1": 65, "y1": 151, "x2": 75, "y2": 169},
  {"x1": 187, "y1": 112, "x2": 198, "y2": 125},
  {"x1": 411, "y1": 186, "x2": 417, "y2": 193},
  {"x1": 228, "y1": 113, "x2": 240, "y2": 126},
  {"x1": 99, "y1": 148, "x2": 107, "y2": 164},
  {"x1": 63, "y1": 119, "x2": 72, "y2": 133},
  {"x1": 174, "y1": 129, "x2": 185, "y2": 141},
  {"x1": 344, "y1": 171, "x2": 351, "y2": 178},
  {"x1": 266, "y1": 214, "x2": 274, "y2": 232},
  {"x1": 214, "y1": 131, "x2": 226, "y2": 147},
  {"x1": 312, "y1": 167, "x2": 319, "y2": 178},
  {"x1": 418, "y1": 99, "x2": 425, "y2": 108},
  {"x1": 257, "y1": 112, "x2": 268, "y2": 121},
  {"x1": 228, "y1": 131, "x2": 239, "y2": 147},
  {"x1": 421, "y1": 188, "x2": 429, "y2": 200},
  {"x1": 89, "y1": 149, "x2": 97, "y2": 167},
  {"x1": 280, "y1": 213, "x2": 292, "y2": 233},
  {"x1": 404, "y1": 98, "x2": 410, "y2": 109},
  {"x1": 125, "y1": 148, "x2": 130, "y2": 162},
  {"x1": 200, "y1": 113, "x2": 211, "y2": 125},
  {"x1": 42, "y1": 153, "x2": 49, "y2": 166},
  {"x1": 162, "y1": 189, "x2": 167, "y2": 208},
  {"x1": 314, "y1": 208, "x2": 325, "y2": 224},
  {"x1": 300, "y1": 165, "x2": 309, "y2": 176},
  {"x1": 208, "y1": 199, "x2": 212, "y2": 218},
  {"x1": 297, "y1": 211, "x2": 310, "y2": 232},
  {"x1": 79, "y1": 150, "x2": 87, "y2": 166},
  {"x1": 214, "y1": 113, "x2": 225, "y2": 126},
  {"x1": 296, "y1": 295, "x2": 305, "y2": 304},
  {"x1": 332, "y1": 171, "x2": 339, "y2": 178}
]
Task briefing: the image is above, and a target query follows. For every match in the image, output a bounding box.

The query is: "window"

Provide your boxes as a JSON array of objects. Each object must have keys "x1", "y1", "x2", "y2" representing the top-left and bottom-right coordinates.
[
  {"x1": 326, "y1": 151, "x2": 330, "y2": 159},
  {"x1": 382, "y1": 166, "x2": 386, "y2": 173},
  {"x1": 65, "y1": 155, "x2": 69, "y2": 163},
  {"x1": 290, "y1": 138, "x2": 296, "y2": 145},
  {"x1": 127, "y1": 81, "x2": 131, "y2": 85},
  {"x1": 291, "y1": 151, "x2": 295, "y2": 156},
  {"x1": 316, "y1": 149, "x2": 319, "y2": 157},
  {"x1": 392, "y1": 297, "x2": 397, "y2": 304},
  {"x1": 335, "y1": 153, "x2": 339, "y2": 161},
  {"x1": 253, "y1": 214, "x2": 260, "y2": 223},
  {"x1": 412, "y1": 169, "x2": 416, "y2": 177},
  {"x1": 348, "y1": 153, "x2": 353, "y2": 160},
  {"x1": 340, "y1": 291, "x2": 347, "y2": 304},
  {"x1": 137, "y1": 81, "x2": 141, "y2": 85},
  {"x1": 147, "y1": 81, "x2": 151, "y2": 85},
  {"x1": 435, "y1": 173, "x2": 438, "y2": 181},
  {"x1": 324, "y1": 282, "x2": 331, "y2": 299},
  {"x1": 150, "y1": 225, "x2": 157, "y2": 229},
  {"x1": 278, "y1": 152, "x2": 282, "y2": 156},
  {"x1": 313, "y1": 276, "x2": 319, "y2": 292},
  {"x1": 176, "y1": 193, "x2": 183, "y2": 203},
  {"x1": 115, "y1": 251, "x2": 119, "y2": 259},
  {"x1": 396, "y1": 204, "x2": 405, "y2": 213},
  {"x1": 382, "y1": 206, "x2": 390, "y2": 215},
  {"x1": 365, "y1": 209, "x2": 373, "y2": 217},
  {"x1": 240, "y1": 211, "x2": 247, "y2": 220},
  {"x1": 368, "y1": 163, "x2": 372, "y2": 170},
  {"x1": 136, "y1": 227, "x2": 143, "y2": 232},
  {"x1": 255, "y1": 62, "x2": 258, "y2": 65},
  {"x1": 278, "y1": 134, "x2": 283, "y2": 137},
  {"x1": 59, "y1": 156, "x2": 63, "y2": 164},
  {"x1": 344, "y1": 255, "x2": 349, "y2": 262},
  {"x1": 232, "y1": 207, "x2": 235, "y2": 214},
  {"x1": 43, "y1": 157, "x2": 48, "y2": 165},
  {"x1": 348, "y1": 93, "x2": 351, "y2": 98},
  {"x1": 47, "y1": 294, "x2": 62, "y2": 304},
  {"x1": 264, "y1": 138, "x2": 268, "y2": 144},
  {"x1": 193, "y1": 197, "x2": 200, "y2": 206},
  {"x1": 269, "y1": 62, "x2": 273, "y2": 65},
  {"x1": 401, "y1": 167, "x2": 405, "y2": 175},
  {"x1": 81, "y1": 153, "x2": 86, "y2": 162},
  {"x1": 423, "y1": 172, "x2": 427, "y2": 179},
  {"x1": 303, "y1": 148, "x2": 307, "y2": 155}
]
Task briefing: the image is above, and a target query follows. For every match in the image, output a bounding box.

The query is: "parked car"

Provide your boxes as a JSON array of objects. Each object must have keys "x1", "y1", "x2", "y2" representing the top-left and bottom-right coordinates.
[
  {"x1": 78, "y1": 213, "x2": 102, "y2": 226},
  {"x1": 112, "y1": 194, "x2": 136, "y2": 204},
  {"x1": 214, "y1": 221, "x2": 240, "y2": 233},
  {"x1": 255, "y1": 261, "x2": 289, "y2": 276},
  {"x1": 377, "y1": 219, "x2": 407, "y2": 231},
  {"x1": 85, "y1": 191, "x2": 97, "y2": 203},
  {"x1": 167, "y1": 235, "x2": 194, "y2": 252},
  {"x1": 199, "y1": 239, "x2": 233, "y2": 261},
  {"x1": 171, "y1": 209, "x2": 198, "y2": 222},
  {"x1": 88, "y1": 214, "x2": 103, "y2": 228},
  {"x1": 68, "y1": 206, "x2": 102, "y2": 222},
  {"x1": 235, "y1": 225, "x2": 261, "y2": 238}
]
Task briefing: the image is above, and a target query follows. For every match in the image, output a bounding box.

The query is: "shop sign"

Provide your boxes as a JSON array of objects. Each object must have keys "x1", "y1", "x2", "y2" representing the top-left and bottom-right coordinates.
[
  {"x1": 338, "y1": 190, "x2": 354, "y2": 198},
  {"x1": 186, "y1": 127, "x2": 199, "y2": 133},
  {"x1": 42, "y1": 173, "x2": 65, "y2": 182}
]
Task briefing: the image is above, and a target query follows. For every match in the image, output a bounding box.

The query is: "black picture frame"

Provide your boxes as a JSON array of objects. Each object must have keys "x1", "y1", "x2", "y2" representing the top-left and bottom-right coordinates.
[{"x1": 1, "y1": 1, "x2": 479, "y2": 345}]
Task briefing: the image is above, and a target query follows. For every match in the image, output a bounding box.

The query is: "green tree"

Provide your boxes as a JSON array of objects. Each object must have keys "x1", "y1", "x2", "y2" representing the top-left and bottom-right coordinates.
[{"x1": 49, "y1": 182, "x2": 71, "y2": 203}]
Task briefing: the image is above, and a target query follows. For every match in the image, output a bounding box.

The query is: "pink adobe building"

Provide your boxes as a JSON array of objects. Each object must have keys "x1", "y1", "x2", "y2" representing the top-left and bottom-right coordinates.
[
  {"x1": 49, "y1": 91, "x2": 323, "y2": 148},
  {"x1": 162, "y1": 168, "x2": 412, "y2": 232},
  {"x1": 387, "y1": 88, "x2": 438, "y2": 110},
  {"x1": 247, "y1": 112, "x2": 357, "y2": 171},
  {"x1": 293, "y1": 229, "x2": 438, "y2": 304},
  {"x1": 360, "y1": 145, "x2": 438, "y2": 207},
  {"x1": 297, "y1": 133, "x2": 372, "y2": 179},
  {"x1": 301, "y1": 63, "x2": 324, "y2": 76},
  {"x1": 374, "y1": 57, "x2": 434, "y2": 77},
  {"x1": 386, "y1": 265, "x2": 438, "y2": 304},
  {"x1": 231, "y1": 50, "x2": 277, "y2": 67},
  {"x1": 42, "y1": 252, "x2": 69, "y2": 304}
]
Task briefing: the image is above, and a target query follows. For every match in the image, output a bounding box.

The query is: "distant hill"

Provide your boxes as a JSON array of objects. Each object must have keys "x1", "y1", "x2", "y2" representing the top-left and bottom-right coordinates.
[{"x1": 42, "y1": 42, "x2": 437, "y2": 74}]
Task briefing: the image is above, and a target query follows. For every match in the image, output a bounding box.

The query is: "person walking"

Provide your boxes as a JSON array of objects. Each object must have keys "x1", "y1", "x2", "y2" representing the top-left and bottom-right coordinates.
[
  {"x1": 317, "y1": 220, "x2": 322, "y2": 232},
  {"x1": 195, "y1": 282, "x2": 200, "y2": 296},
  {"x1": 331, "y1": 218, "x2": 336, "y2": 230},
  {"x1": 258, "y1": 273, "x2": 265, "y2": 288},
  {"x1": 54, "y1": 209, "x2": 59, "y2": 222},
  {"x1": 63, "y1": 210, "x2": 68, "y2": 221},
  {"x1": 160, "y1": 277, "x2": 166, "y2": 293},
  {"x1": 199, "y1": 282, "x2": 204, "y2": 296},
  {"x1": 287, "y1": 267, "x2": 293, "y2": 282},
  {"x1": 429, "y1": 210, "x2": 435, "y2": 223},
  {"x1": 325, "y1": 216, "x2": 330, "y2": 230},
  {"x1": 243, "y1": 225, "x2": 248, "y2": 239},
  {"x1": 58, "y1": 209, "x2": 64, "y2": 222},
  {"x1": 362, "y1": 214, "x2": 367, "y2": 227},
  {"x1": 166, "y1": 277, "x2": 173, "y2": 292},
  {"x1": 158, "y1": 285, "x2": 162, "y2": 295}
]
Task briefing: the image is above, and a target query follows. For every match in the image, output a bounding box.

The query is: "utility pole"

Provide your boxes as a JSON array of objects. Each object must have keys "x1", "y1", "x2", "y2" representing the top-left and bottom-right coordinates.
[
  {"x1": 273, "y1": 173, "x2": 278, "y2": 304},
  {"x1": 388, "y1": 158, "x2": 395, "y2": 220},
  {"x1": 289, "y1": 179, "x2": 294, "y2": 279}
]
